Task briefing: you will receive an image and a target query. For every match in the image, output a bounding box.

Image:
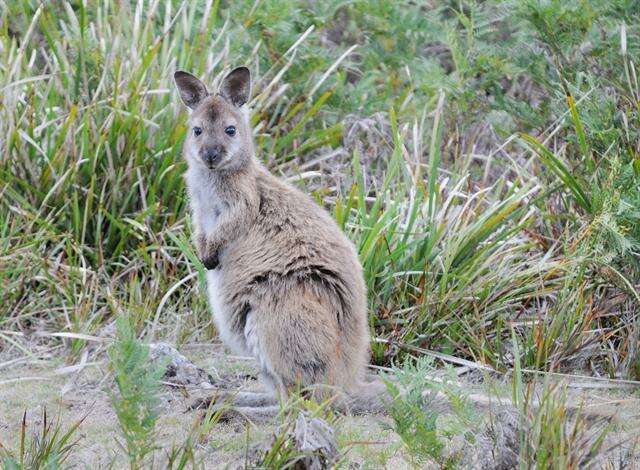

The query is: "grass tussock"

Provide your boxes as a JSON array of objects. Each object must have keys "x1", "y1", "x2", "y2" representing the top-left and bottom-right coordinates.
[{"x1": 0, "y1": 408, "x2": 84, "y2": 469}]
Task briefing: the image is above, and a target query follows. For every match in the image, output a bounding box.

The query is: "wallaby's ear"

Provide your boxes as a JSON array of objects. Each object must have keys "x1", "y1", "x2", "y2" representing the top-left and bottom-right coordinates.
[
  {"x1": 174, "y1": 71, "x2": 208, "y2": 109},
  {"x1": 220, "y1": 67, "x2": 251, "y2": 107}
]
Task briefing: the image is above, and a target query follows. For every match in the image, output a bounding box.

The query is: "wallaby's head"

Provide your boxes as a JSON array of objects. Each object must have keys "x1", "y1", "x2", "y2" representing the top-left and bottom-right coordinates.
[{"x1": 174, "y1": 67, "x2": 253, "y2": 172}]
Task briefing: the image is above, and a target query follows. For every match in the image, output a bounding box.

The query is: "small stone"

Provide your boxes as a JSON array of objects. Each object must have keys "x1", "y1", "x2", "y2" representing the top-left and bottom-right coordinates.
[{"x1": 148, "y1": 343, "x2": 217, "y2": 388}]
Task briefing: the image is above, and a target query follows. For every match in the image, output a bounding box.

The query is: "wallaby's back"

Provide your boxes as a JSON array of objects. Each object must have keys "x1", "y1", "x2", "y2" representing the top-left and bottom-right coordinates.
[{"x1": 215, "y1": 165, "x2": 369, "y2": 395}]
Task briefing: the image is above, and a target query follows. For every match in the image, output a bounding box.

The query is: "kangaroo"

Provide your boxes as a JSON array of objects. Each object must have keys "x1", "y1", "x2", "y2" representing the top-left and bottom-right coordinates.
[{"x1": 174, "y1": 67, "x2": 385, "y2": 421}]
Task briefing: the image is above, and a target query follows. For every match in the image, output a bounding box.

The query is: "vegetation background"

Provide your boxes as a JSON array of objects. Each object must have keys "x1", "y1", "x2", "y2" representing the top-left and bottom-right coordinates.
[{"x1": 0, "y1": 0, "x2": 638, "y2": 468}]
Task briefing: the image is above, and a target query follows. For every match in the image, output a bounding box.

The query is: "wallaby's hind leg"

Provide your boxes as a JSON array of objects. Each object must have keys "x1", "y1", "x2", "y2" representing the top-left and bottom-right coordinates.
[{"x1": 251, "y1": 292, "x2": 347, "y2": 393}]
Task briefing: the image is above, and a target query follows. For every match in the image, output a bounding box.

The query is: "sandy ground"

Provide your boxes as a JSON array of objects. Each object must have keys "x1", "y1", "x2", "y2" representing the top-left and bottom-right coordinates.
[
  {"x1": 1, "y1": 341, "x2": 639, "y2": 468},
  {"x1": 0, "y1": 342, "x2": 410, "y2": 468}
]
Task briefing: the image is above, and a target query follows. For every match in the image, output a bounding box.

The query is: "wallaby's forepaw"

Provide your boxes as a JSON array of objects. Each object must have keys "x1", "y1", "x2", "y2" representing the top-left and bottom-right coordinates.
[
  {"x1": 201, "y1": 252, "x2": 219, "y2": 270},
  {"x1": 196, "y1": 233, "x2": 219, "y2": 270}
]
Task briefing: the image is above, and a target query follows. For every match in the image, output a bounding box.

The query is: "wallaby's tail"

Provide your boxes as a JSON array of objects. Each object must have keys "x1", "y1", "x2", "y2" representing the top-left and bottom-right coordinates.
[{"x1": 339, "y1": 376, "x2": 390, "y2": 415}]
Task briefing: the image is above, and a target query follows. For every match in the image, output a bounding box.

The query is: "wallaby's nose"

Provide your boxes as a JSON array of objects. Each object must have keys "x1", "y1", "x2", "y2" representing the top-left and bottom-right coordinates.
[{"x1": 201, "y1": 146, "x2": 223, "y2": 167}]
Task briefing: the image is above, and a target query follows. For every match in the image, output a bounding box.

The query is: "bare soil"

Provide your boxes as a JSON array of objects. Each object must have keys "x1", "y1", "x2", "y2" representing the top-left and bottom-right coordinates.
[
  {"x1": 0, "y1": 342, "x2": 406, "y2": 468},
  {"x1": 1, "y1": 341, "x2": 638, "y2": 468}
]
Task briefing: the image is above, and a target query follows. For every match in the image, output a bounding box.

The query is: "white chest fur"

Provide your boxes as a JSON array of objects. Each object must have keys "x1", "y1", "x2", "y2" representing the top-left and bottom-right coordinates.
[
  {"x1": 188, "y1": 183, "x2": 222, "y2": 235},
  {"x1": 205, "y1": 269, "x2": 246, "y2": 354}
]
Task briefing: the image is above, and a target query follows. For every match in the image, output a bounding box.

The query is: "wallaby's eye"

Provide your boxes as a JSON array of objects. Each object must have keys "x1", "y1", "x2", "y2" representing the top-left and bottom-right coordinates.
[
  {"x1": 193, "y1": 126, "x2": 203, "y2": 137},
  {"x1": 225, "y1": 126, "x2": 236, "y2": 137}
]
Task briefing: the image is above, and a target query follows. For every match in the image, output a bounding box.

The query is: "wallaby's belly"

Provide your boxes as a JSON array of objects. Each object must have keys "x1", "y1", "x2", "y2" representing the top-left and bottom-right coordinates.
[
  {"x1": 206, "y1": 268, "x2": 247, "y2": 355},
  {"x1": 206, "y1": 268, "x2": 266, "y2": 370}
]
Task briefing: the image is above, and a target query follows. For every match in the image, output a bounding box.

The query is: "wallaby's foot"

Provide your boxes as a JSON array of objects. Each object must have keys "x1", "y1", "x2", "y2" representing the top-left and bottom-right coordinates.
[
  {"x1": 219, "y1": 405, "x2": 280, "y2": 424},
  {"x1": 189, "y1": 390, "x2": 277, "y2": 411},
  {"x1": 188, "y1": 396, "x2": 216, "y2": 411},
  {"x1": 189, "y1": 390, "x2": 281, "y2": 424},
  {"x1": 192, "y1": 403, "x2": 280, "y2": 424},
  {"x1": 188, "y1": 391, "x2": 227, "y2": 411}
]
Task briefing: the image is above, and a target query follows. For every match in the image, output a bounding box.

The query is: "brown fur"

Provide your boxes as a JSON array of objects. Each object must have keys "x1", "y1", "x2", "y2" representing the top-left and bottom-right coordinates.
[{"x1": 175, "y1": 68, "x2": 382, "y2": 420}]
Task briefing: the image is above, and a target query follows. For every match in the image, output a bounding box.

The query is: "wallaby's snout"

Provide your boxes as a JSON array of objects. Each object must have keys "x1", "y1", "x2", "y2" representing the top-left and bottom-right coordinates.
[{"x1": 200, "y1": 145, "x2": 225, "y2": 168}]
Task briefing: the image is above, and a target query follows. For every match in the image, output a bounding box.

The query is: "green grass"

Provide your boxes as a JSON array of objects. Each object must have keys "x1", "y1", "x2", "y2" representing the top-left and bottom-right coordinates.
[
  {"x1": 109, "y1": 315, "x2": 166, "y2": 468},
  {"x1": 0, "y1": 408, "x2": 84, "y2": 469},
  {"x1": 1, "y1": 0, "x2": 639, "y2": 466},
  {"x1": 382, "y1": 357, "x2": 478, "y2": 468},
  {"x1": 511, "y1": 332, "x2": 615, "y2": 469}
]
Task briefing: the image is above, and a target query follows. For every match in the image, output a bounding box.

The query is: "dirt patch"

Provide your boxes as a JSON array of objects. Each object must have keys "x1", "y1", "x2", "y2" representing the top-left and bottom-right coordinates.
[
  {"x1": 1, "y1": 342, "x2": 638, "y2": 468},
  {"x1": 0, "y1": 343, "x2": 404, "y2": 468}
]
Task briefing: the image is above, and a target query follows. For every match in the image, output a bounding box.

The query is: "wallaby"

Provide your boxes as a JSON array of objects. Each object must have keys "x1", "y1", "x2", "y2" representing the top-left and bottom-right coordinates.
[{"x1": 174, "y1": 67, "x2": 386, "y2": 422}]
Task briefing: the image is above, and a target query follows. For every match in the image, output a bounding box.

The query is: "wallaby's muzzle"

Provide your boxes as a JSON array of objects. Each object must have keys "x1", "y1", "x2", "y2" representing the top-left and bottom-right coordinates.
[{"x1": 200, "y1": 145, "x2": 224, "y2": 168}]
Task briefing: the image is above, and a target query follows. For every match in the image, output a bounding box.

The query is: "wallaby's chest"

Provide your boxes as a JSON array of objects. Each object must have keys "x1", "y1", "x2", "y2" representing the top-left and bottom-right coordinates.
[{"x1": 187, "y1": 178, "x2": 225, "y2": 235}]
